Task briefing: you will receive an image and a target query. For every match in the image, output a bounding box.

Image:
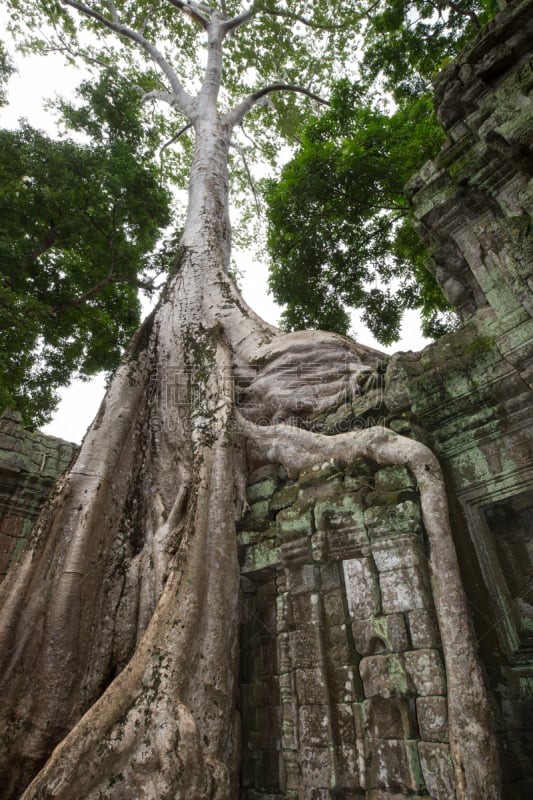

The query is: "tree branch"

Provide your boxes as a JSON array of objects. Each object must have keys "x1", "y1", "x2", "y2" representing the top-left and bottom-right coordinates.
[
  {"x1": 160, "y1": 122, "x2": 194, "y2": 154},
  {"x1": 142, "y1": 89, "x2": 176, "y2": 106},
  {"x1": 62, "y1": 0, "x2": 195, "y2": 118},
  {"x1": 255, "y1": 1, "x2": 382, "y2": 32},
  {"x1": 230, "y1": 140, "x2": 260, "y2": 216},
  {"x1": 227, "y1": 83, "x2": 330, "y2": 128},
  {"x1": 164, "y1": 0, "x2": 209, "y2": 29},
  {"x1": 222, "y1": 5, "x2": 254, "y2": 34}
]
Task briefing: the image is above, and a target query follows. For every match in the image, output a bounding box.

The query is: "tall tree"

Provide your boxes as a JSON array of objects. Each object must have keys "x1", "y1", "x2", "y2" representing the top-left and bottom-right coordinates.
[
  {"x1": 0, "y1": 67, "x2": 172, "y2": 427},
  {"x1": 0, "y1": 3, "x2": 500, "y2": 799},
  {"x1": 265, "y1": 82, "x2": 451, "y2": 344}
]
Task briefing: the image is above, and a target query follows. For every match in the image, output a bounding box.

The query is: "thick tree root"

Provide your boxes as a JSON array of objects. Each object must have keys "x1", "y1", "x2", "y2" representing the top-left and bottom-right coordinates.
[{"x1": 0, "y1": 262, "x2": 501, "y2": 799}]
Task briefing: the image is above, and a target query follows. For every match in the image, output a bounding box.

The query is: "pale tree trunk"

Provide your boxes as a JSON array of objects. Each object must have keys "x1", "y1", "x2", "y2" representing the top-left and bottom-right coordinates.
[{"x1": 0, "y1": 6, "x2": 502, "y2": 800}]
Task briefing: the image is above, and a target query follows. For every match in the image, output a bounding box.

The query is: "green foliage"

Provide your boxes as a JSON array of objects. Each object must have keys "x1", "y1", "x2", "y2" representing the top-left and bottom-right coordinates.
[
  {"x1": 361, "y1": 0, "x2": 499, "y2": 102},
  {"x1": 266, "y1": 82, "x2": 451, "y2": 344},
  {"x1": 0, "y1": 71, "x2": 171, "y2": 427},
  {"x1": 0, "y1": 42, "x2": 15, "y2": 106}
]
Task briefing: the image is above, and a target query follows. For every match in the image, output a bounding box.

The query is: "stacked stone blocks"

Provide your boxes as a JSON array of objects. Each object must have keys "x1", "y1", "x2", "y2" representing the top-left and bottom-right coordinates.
[{"x1": 238, "y1": 459, "x2": 456, "y2": 799}]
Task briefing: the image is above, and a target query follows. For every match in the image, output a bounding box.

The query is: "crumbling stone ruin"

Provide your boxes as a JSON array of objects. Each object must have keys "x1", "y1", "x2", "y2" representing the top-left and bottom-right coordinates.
[{"x1": 0, "y1": 1, "x2": 531, "y2": 797}]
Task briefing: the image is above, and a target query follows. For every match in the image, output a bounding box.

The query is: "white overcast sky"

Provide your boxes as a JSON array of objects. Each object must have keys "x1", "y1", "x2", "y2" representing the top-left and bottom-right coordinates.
[{"x1": 0, "y1": 38, "x2": 430, "y2": 444}]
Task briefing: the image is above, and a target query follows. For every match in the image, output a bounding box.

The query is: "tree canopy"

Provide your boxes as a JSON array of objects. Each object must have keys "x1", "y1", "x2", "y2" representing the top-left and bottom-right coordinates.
[
  {"x1": 0, "y1": 64, "x2": 171, "y2": 427},
  {"x1": 265, "y1": 82, "x2": 450, "y2": 344},
  {"x1": 0, "y1": 1, "x2": 501, "y2": 424},
  {"x1": 264, "y1": 0, "x2": 499, "y2": 344}
]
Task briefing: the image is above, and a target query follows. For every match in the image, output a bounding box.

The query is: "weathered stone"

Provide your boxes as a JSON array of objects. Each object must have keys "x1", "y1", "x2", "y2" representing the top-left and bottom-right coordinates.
[
  {"x1": 407, "y1": 609, "x2": 440, "y2": 649},
  {"x1": 237, "y1": 526, "x2": 277, "y2": 548},
  {"x1": 363, "y1": 696, "x2": 417, "y2": 740},
  {"x1": 374, "y1": 466, "x2": 417, "y2": 493},
  {"x1": 269, "y1": 483, "x2": 299, "y2": 512},
  {"x1": 281, "y1": 536, "x2": 313, "y2": 565},
  {"x1": 277, "y1": 502, "x2": 314, "y2": 541},
  {"x1": 321, "y1": 589, "x2": 347, "y2": 627},
  {"x1": 298, "y1": 479, "x2": 344, "y2": 505},
  {"x1": 343, "y1": 557, "x2": 381, "y2": 620},
  {"x1": 285, "y1": 564, "x2": 318, "y2": 595},
  {"x1": 299, "y1": 748, "x2": 332, "y2": 788},
  {"x1": 289, "y1": 628, "x2": 321, "y2": 670},
  {"x1": 293, "y1": 668, "x2": 328, "y2": 706},
  {"x1": 241, "y1": 538, "x2": 281, "y2": 575},
  {"x1": 366, "y1": 792, "x2": 432, "y2": 800},
  {"x1": 298, "y1": 705, "x2": 330, "y2": 748},
  {"x1": 371, "y1": 536, "x2": 425, "y2": 573},
  {"x1": 364, "y1": 501, "x2": 422, "y2": 539},
  {"x1": 310, "y1": 530, "x2": 329, "y2": 562},
  {"x1": 240, "y1": 499, "x2": 274, "y2": 532},
  {"x1": 368, "y1": 739, "x2": 425, "y2": 793},
  {"x1": 334, "y1": 744, "x2": 361, "y2": 789},
  {"x1": 324, "y1": 624, "x2": 352, "y2": 667},
  {"x1": 317, "y1": 526, "x2": 370, "y2": 562},
  {"x1": 298, "y1": 461, "x2": 342, "y2": 487},
  {"x1": 404, "y1": 650, "x2": 446, "y2": 697},
  {"x1": 247, "y1": 477, "x2": 279, "y2": 503},
  {"x1": 331, "y1": 702, "x2": 357, "y2": 745},
  {"x1": 359, "y1": 654, "x2": 413, "y2": 699},
  {"x1": 352, "y1": 614, "x2": 410, "y2": 656},
  {"x1": 379, "y1": 565, "x2": 431, "y2": 614},
  {"x1": 289, "y1": 592, "x2": 313, "y2": 628},
  {"x1": 417, "y1": 741, "x2": 456, "y2": 800},
  {"x1": 318, "y1": 561, "x2": 342, "y2": 590},
  {"x1": 327, "y1": 666, "x2": 358, "y2": 705},
  {"x1": 315, "y1": 493, "x2": 366, "y2": 534},
  {"x1": 416, "y1": 696, "x2": 448, "y2": 744},
  {"x1": 364, "y1": 489, "x2": 416, "y2": 508}
]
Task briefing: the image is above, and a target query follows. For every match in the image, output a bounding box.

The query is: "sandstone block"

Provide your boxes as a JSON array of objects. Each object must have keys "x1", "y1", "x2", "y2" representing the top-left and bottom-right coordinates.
[
  {"x1": 315, "y1": 493, "x2": 366, "y2": 533},
  {"x1": 418, "y1": 741, "x2": 456, "y2": 800},
  {"x1": 404, "y1": 649, "x2": 446, "y2": 696},
  {"x1": 363, "y1": 696, "x2": 417, "y2": 740},
  {"x1": 343, "y1": 557, "x2": 381, "y2": 620},
  {"x1": 334, "y1": 744, "x2": 361, "y2": 789},
  {"x1": 331, "y1": 702, "x2": 357, "y2": 746},
  {"x1": 321, "y1": 589, "x2": 347, "y2": 627},
  {"x1": 318, "y1": 561, "x2": 342, "y2": 590},
  {"x1": 286, "y1": 564, "x2": 318, "y2": 594},
  {"x1": 352, "y1": 613, "x2": 410, "y2": 656},
  {"x1": 277, "y1": 503, "x2": 314, "y2": 540},
  {"x1": 281, "y1": 536, "x2": 313, "y2": 565},
  {"x1": 269, "y1": 483, "x2": 299, "y2": 511},
  {"x1": 247, "y1": 476, "x2": 279, "y2": 503},
  {"x1": 359, "y1": 654, "x2": 412, "y2": 699},
  {"x1": 416, "y1": 696, "x2": 449, "y2": 742},
  {"x1": 327, "y1": 666, "x2": 358, "y2": 704},
  {"x1": 289, "y1": 592, "x2": 313, "y2": 627},
  {"x1": 407, "y1": 609, "x2": 440, "y2": 649},
  {"x1": 240, "y1": 499, "x2": 274, "y2": 531},
  {"x1": 323, "y1": 527, "x2": 370, "y2": 561},
  {"x1": 294, "y1": 668, "x2": 328, "y2": 706},
  {"x1": 374, "y1": 465, "x2": 416, "y2": 492},
  {"x1": 368, "y1": 738, "x2": 425, "y2": 793},
  {"x1": 364, "y1": 501, "x2": 422, "y2": 539},
  {"x1": 379, "y1": 565, "x2": 431, "y2": 614},
  {"x1": 241, "y1": 539, "x2": 281, "y2": 575},
  {"x1": 289, "y1": 628, "x2": 321, "y2": 670},
  {"x1": 299, "y1": 747, "x2": 331, "y2": 788},
  {"x1": 371, "y1": 535, "x2": 425, "y2": 573},
  {"x1": 298, "y1": 704, "x2": 330, "y2": 748}
]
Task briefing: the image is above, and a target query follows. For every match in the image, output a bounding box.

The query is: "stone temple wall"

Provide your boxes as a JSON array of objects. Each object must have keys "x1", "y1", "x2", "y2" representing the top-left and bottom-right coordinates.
[
  {"x1": 238, "y1": 460, "x2": 452, "y2": 800},
  {"x1": 0, "y1": 409, "x2": 77, "y2": 579}
]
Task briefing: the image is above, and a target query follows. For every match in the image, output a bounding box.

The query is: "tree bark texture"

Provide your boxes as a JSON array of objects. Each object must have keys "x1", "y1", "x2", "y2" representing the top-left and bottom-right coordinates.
[{"x1": 0, "y1": 9, "x2": 502, "y2": 800}]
